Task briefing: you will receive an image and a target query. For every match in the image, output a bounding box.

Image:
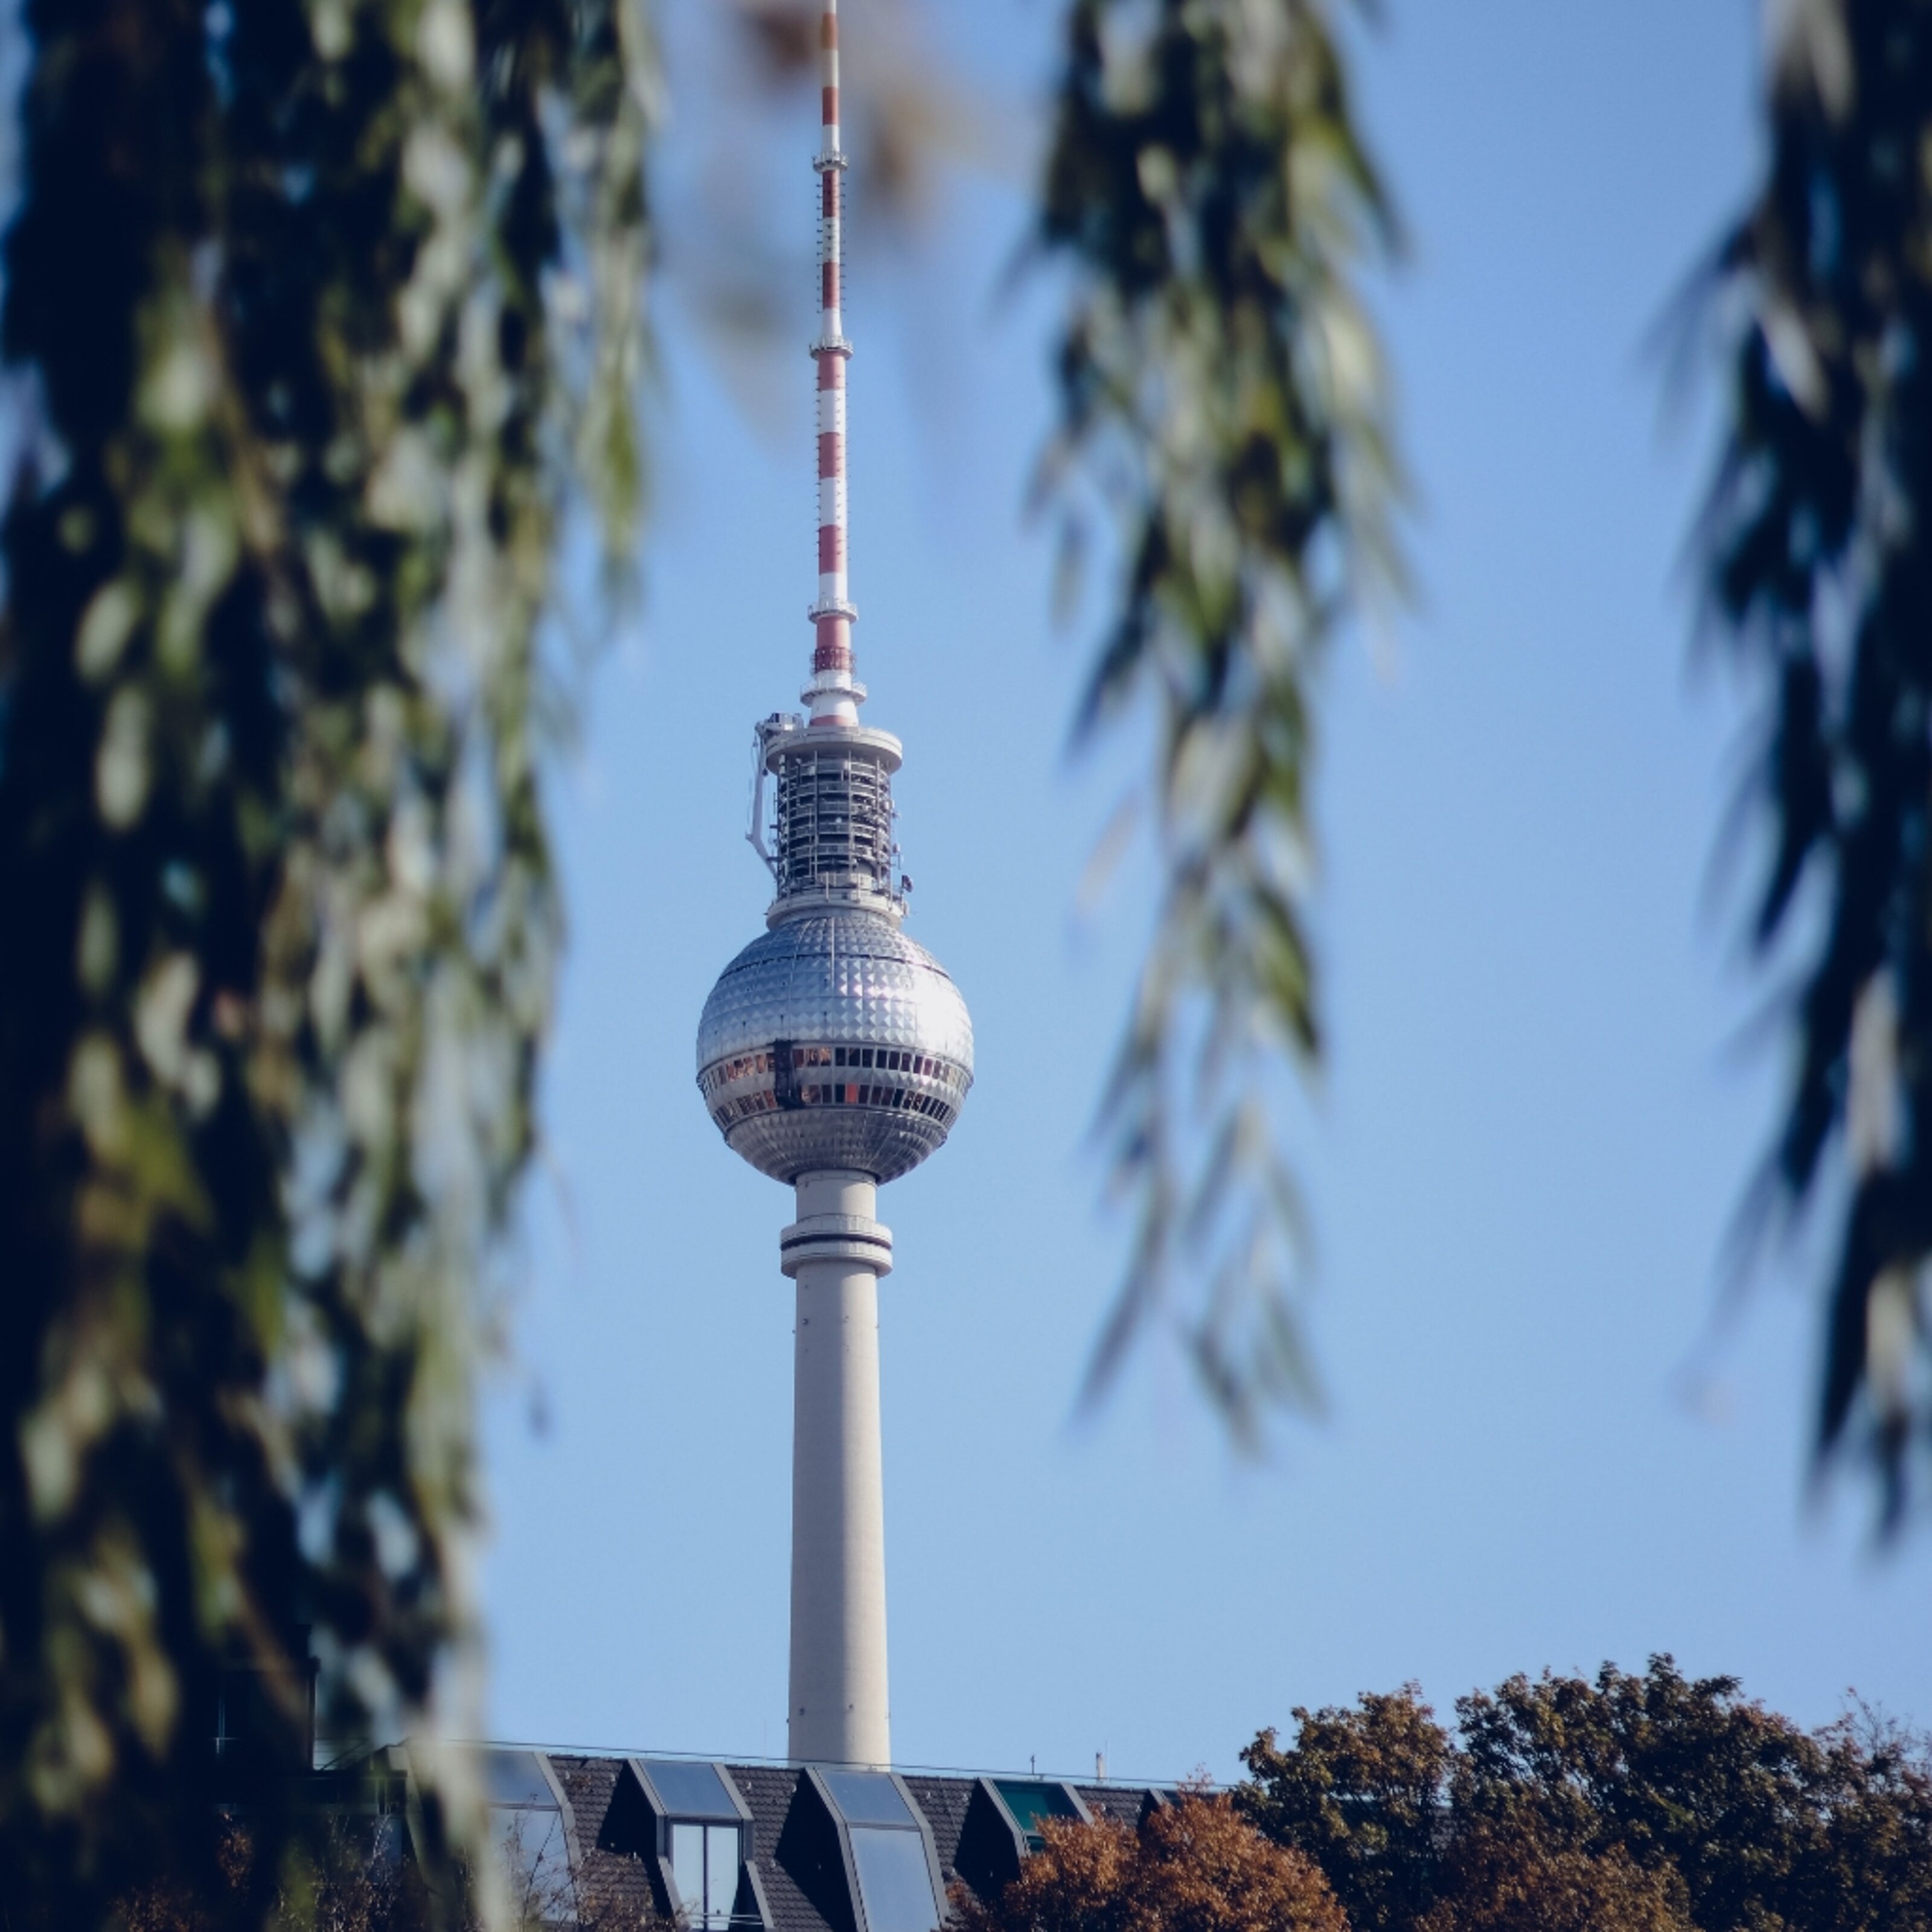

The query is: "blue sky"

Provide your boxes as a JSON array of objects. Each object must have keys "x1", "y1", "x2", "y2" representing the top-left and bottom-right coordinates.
[{"x1": 480, "y1": 0, "x2": 1932, "y2": 1782}]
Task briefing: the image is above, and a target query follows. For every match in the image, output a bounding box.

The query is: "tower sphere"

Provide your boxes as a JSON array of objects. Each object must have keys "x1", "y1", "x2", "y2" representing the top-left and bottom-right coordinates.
[{"x1": 696, "y1": 910, "x2": 973, "y2": 1185}]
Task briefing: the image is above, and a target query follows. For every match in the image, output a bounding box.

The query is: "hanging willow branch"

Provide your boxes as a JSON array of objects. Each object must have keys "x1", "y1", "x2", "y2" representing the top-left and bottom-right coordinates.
[
  {"x1": 0, "y1": 0, "x2": 652, "y2": 1921},
  {"x1": 1037, "y1": 0, "x2": 1402, "y2": 1442},
  {"x1": 1698, "y1": 0, "x2": 1932, "y2": 1528}
]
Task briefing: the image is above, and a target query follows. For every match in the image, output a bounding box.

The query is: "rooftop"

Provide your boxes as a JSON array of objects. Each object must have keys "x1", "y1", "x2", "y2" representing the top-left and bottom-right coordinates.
[{"x1": 416, "y1": 1747, "x2": 1178, "y2": 1932}]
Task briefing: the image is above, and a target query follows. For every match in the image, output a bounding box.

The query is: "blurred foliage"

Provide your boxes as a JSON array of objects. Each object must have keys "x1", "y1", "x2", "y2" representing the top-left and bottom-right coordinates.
[
  {"x1": 647, "y1": 0, "x2": 987, "y2": 420},
  {"x1": 117, "y1": 1811, "x2": 429, "y2": 1932},
  {"x1": 953, "y1": 1791, "x2": 1346, "y2": 1932},
  {"x1": 731, "y1": 0, "x2": 985, "y2": 223},
  {"x1": 1240, "y1": 1656, "x2": 1932, "y2": 1932},
  {"x1": 1696, "y1": 0, "x2": 1932, "y2": 1524},
  {"x1": 109, "y1": 1798, "x2": 646, "y2": 1931},
  {"x1": 1036, "y1": 0, "x2": 1401, "y2": 1441},
  {"x1": 0, "y1": 0, "x2": 653, "y2": 1922}
]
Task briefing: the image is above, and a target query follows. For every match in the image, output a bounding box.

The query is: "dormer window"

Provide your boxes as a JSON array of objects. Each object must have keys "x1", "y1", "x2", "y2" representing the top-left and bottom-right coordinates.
[
  {"x1": 635, "y1": 1758, "x2": 753, "y2": 1930},
  {"x1": 953, "y1": 1776, "x2": 1095, "y2": 1902}
]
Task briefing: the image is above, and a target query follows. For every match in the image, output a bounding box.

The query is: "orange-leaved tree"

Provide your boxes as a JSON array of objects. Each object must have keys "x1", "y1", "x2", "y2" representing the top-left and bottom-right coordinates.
[{"x1": 953, "y1": 1793, "x2": 1346, "y2": 1932}]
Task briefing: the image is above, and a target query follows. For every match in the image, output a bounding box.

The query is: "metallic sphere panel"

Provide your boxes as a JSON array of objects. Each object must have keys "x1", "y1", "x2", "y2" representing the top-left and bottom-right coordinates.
[{"x1": 696, "y1": 912, "x2": 974, "y2": 1183}]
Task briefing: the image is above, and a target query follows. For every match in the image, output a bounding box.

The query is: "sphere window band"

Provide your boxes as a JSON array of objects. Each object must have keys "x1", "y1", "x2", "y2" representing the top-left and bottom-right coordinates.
[
  {"x1": 698, "y1": 1044, "x2": 967, "y2": 1097},
  {"x1": 708, "y1": 1089, "x2": 958, "y2": 1133},
  {"x1": 701, "y1": 1041, "x2": 970, "y2": 1136}
]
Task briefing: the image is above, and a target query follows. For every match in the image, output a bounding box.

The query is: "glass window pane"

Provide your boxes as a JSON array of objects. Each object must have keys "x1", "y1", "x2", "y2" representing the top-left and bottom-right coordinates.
[
  {"x1": 493, "y1": 1806, "x2": 573, "y2": 1925},
  {"x1": 671, "y1": 1822, "x2": 706, "y2": 1915},
  {"x1": 822, "y1": 1769, "x2": 913, "y2": 1827},
  {"x1": 645, "y1": 1759, "x2": 739, "y2": 1820},
  {"x1": 481, "y1": 1750, "x2": 557, "y2": 1810},
  {"x1": 993, "y1": 1780, "x2": 1079, "y2": 1849},
  {"x1": 708, "y1": 1824, "x2": 739, "y2": 1927},
  {"x1": 849, "y1": 1828, "x2": 939, "y2": 1932}
]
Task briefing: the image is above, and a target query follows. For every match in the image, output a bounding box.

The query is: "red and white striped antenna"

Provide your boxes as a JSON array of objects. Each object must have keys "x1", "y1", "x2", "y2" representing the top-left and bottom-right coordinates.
[{"x1": 806, "y1": 0, "x2": 862, "y2": 728}]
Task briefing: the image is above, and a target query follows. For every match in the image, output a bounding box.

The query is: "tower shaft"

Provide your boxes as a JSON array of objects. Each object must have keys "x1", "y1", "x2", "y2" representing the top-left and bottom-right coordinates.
[{"x1": 782, "y1": 1169, "x2": 893, "y2": 1766}]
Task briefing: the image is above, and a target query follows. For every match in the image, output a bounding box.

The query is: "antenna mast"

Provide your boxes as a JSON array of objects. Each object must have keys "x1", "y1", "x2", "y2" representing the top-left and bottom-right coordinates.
[{"x1": 807, "y1": 0, "x2": 861, "y2": 728}]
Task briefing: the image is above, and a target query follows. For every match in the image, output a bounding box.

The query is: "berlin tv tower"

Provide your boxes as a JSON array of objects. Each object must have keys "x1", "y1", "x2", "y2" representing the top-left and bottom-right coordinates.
[{"x1": 695, "y1": 0, "x2": 974, "y2": 1770}]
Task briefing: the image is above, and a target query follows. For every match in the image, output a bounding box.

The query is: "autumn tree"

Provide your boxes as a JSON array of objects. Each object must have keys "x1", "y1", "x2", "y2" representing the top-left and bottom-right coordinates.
[
  {"x1": 107, "y1": 1800, "x2": 648, "y2": 1932},
  {"x1": 1451, "y1": 1661, "x2": 1932, "y2": 1932},
  {"x1": 1238, "y1": 1687, "x2": 1448, "y2": 1932},
  {"x1": 1239, "y1": 1657, "x2": 1932, "y2": 1932},
  {"x1": 1412, "y1": 1822, "x2": 1689, "y2": 1932},
  {"x1": 115, "y1": 1812, "x2": 430, "y2": 1932},
  {"x1": 954, "y1": 1794, "x2": 1346, "y2": 1932}
]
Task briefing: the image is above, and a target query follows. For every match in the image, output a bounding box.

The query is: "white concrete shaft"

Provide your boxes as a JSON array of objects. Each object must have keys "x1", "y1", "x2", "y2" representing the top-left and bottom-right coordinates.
[{"x1": 784, "y1": 1169, "x2": 892, "y2": 1766}]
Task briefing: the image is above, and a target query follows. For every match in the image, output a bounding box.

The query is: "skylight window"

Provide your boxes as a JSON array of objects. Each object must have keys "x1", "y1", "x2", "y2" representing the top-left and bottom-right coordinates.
[
  {"x1": 483, "y1": 1750, "x2": 559, "y2": 1810},
  {"x1": 991, "y1": 1780, "x2": 1083, "y2": 1852},
  {"x1": 815, "y1": 1771, "x2": 942, "y2": 1932},
  {"x1": 820, "y1": 1771, "x2": 915, "y2": 1828},
  {"x1": 643, "y1": 1759, "x2": 741, "y2": 1821}
]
